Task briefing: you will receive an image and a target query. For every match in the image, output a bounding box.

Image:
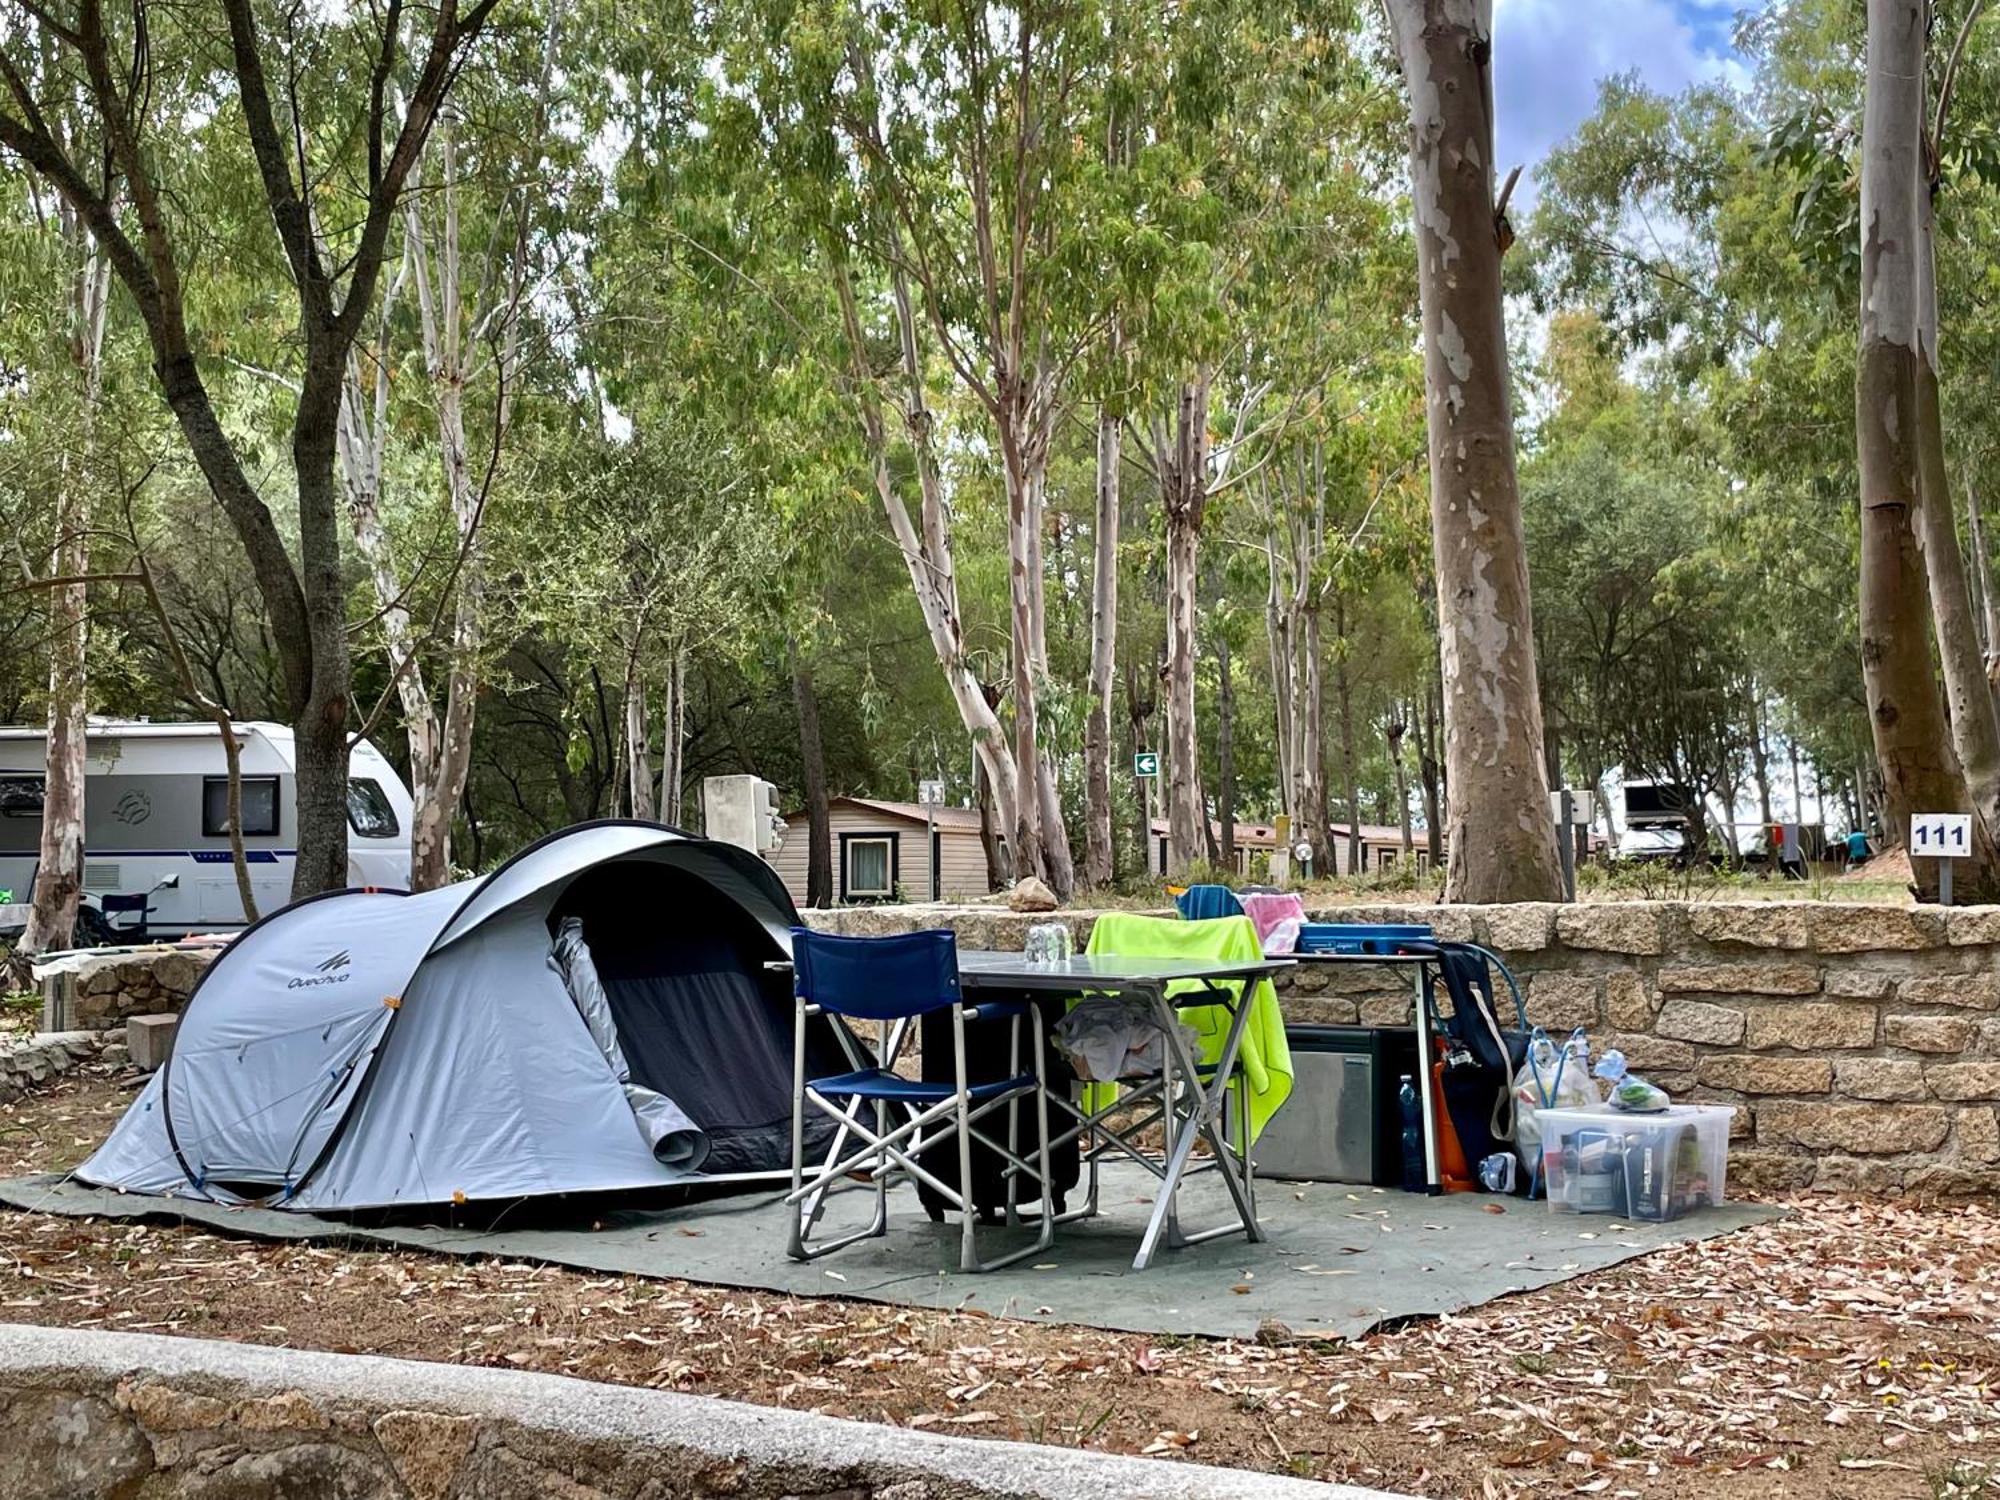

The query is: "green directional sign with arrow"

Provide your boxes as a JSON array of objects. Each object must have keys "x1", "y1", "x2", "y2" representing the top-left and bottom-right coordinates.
[{"x1": 1133, "y1": 751, "x2": 1159, "y2": 778}]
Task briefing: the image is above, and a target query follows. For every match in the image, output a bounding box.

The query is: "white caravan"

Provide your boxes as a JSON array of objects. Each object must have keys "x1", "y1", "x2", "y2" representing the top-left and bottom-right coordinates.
[{"x1": 0, "y1": 720, "x2": 413, "y2": 937}]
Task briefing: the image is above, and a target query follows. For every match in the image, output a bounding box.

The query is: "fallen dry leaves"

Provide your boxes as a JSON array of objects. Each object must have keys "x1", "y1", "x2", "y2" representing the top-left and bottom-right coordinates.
[{"x1": 2, "y1": 1068, "x2": 1996, "y2": 1498}]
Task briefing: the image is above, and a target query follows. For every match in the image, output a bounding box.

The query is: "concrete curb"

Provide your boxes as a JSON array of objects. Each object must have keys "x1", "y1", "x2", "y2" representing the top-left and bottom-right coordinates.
[{"x1": 0, "y1": 1323, "x2": 1406, "y2": 1499}]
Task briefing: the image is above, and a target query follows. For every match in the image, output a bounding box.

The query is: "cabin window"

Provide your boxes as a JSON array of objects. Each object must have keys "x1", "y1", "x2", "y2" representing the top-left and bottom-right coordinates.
[
  {"x1": 0, "y1": 773, "x2": 43, "y2": 818},
  {"x1": 203, "y1": 776, "x2": 279, "y2": 838},
  {"x1": 346, "y1": 778, "x2": 400, "y2": 838},
  {"x1": 842, "y1": 835, "x2": 896, "y2": 900}
]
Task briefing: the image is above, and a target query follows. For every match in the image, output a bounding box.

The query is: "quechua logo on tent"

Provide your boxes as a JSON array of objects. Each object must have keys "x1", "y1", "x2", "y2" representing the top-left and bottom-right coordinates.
[{"x1": 288, "y1": 950, "x2": 353, "y2": 990}]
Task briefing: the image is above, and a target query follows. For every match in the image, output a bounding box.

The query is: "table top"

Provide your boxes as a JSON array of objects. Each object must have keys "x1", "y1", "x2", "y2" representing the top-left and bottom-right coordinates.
[{"x1": 953, "y1": 950, "x2": 1292, "y2": 991}]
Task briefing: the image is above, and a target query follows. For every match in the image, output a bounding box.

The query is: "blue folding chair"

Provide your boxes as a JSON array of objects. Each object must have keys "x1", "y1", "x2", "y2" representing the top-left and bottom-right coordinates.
[{"x1": 787, "y1": 928, "x2": 1054, "y2": 1273}]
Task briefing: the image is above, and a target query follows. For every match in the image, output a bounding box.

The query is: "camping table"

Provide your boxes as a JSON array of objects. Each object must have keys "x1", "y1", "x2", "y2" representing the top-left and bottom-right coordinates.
[
  {"x1": 953, "y1": 950, "x2": 1294, "y2": 1270},
  {"x1": 1287, "y1": 949, "x2": 1448, "y2": 1193}
]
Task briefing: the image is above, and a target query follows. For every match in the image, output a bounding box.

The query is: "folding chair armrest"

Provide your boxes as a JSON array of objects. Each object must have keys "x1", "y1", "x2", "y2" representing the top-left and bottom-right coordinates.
[{"x1": 960, "y1": 1000, "x2": 1029, "y2": 1022}]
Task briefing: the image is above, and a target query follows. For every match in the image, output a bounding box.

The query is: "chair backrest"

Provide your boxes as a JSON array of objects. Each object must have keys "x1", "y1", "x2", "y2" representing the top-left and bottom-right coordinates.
[
  {"x1": 1174, "y1": 884, "x2": 1244, "y2": 921},
  {"x1": 791, "y1": 927, "x2": 960, "y2": 1021}
]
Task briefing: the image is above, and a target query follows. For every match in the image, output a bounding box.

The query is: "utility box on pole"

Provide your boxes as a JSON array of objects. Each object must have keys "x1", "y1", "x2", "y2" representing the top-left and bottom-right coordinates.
[{"x1": 703, "y1": 774, "x2": 786, "y2": 855}]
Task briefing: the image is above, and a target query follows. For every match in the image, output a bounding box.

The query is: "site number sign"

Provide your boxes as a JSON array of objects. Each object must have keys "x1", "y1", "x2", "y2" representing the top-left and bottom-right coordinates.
[
  {"x1": 1133, "y1": 752, "x2": 1159, "y2": 779},
  {"x1": 1912, "y1": 813, "x2": 1973, "y2": 858}
]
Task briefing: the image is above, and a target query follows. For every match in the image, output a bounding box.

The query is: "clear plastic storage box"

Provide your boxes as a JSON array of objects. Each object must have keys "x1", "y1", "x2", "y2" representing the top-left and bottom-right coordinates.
[{"x1": 1537, "y1": 1104, "x2": 1734, "y2": 1221}]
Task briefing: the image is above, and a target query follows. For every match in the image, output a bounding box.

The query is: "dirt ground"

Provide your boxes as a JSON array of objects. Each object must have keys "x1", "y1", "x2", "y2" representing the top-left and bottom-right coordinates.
[{"x1": 1, "y1": 1066, "x2": 1994, "y2": 1500}]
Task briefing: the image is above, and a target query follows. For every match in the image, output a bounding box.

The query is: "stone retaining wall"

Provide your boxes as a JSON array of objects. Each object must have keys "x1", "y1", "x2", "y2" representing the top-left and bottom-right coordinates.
[
  {"x1": 0, "y1": 1030, "x2": 108, "y2": 1105},
  {"x1": 41, "y1": 947, "x2": 215, "y2": 1031},
  {"x1": 0, "y1": 1322, "x2": 1380, "y2": 1500},
  {"x1": 803, "y1": 901, "x2": 2000, "y2": 1198}
]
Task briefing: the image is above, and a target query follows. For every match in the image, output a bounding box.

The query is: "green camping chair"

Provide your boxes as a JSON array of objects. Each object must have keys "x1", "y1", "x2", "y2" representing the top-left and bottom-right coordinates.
[{"x1": 1052, "y1": 912, "x2": 1293, "y2": 1249}]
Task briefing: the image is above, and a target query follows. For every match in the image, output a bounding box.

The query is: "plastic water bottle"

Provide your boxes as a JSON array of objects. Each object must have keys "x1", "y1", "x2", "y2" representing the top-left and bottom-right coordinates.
[{"x1": 1398, "y1": 1074, "x2": 1424, "y2": 1192}]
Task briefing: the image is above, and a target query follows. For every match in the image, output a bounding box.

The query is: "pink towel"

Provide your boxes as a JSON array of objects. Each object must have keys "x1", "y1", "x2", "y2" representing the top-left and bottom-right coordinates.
[{"x1": 1240, "y1": 892, "x2": 1307, "y2": 955}]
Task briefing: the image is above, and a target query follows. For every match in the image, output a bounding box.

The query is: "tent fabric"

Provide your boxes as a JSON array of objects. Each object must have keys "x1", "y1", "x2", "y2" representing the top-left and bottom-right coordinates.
[
  {"x1": 1083, "y1": 912, "x2": 1294, "y2": 1141},
  {"x1": 550, "y1": 916, "x2": 709, "y2": 1171},
  {"x1": 76, "y1": 821, "x2": 821, "y2": 1211}
]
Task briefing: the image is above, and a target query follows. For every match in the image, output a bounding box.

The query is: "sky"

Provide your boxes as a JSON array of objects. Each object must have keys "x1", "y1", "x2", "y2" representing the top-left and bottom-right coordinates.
[{"x1": 1492, "y1": 0, "x2": 1753, "y2": 209}]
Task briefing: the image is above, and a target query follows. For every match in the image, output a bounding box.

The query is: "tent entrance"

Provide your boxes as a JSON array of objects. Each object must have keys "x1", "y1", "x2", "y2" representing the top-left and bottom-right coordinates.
[{"x1": 551, "y1": 862, "x2": 849, "y2": 1177}]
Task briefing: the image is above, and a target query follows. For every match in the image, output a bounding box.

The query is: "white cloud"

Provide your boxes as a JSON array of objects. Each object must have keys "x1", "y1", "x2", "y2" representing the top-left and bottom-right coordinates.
[{"x1": 1492, "y1": 0, "x2": 1750, "y2": 209}]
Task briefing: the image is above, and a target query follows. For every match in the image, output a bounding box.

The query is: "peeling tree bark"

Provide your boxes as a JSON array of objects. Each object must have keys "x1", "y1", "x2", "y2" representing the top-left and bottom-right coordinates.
[
  {"x1": 1386, "y1": 0, "x2": 1563, "y2": 902},
  {"x1": 1160, "y1": 374, "x2": 1212, "y2": 877},
  {"x1": 1083, "y1": 384, "x2": 1121, "y2": 889},
  {"x1": 791, "y1": 646, "x2": 832, "y2": 908},
  {"x1": 20, "y1": 191, "x2": 112, "y2": 960},
  {"x1": 833, "y1": 257, "x2": 1019, "y2": 877},
  {"x1": 1856, "y1": 0, "x2": 1974, "y2": 899}
]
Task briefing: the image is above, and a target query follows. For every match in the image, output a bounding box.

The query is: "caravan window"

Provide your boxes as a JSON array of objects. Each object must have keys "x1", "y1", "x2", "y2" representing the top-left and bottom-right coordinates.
[
  {"x1": 346, "y1": 778, "x2": 400, "y2": 838},
  {"x1": 0, "y1": 773, "x2": 43, "y2": 818},
  {"x1": 202, "y1": 776, "x2": 279, "y2": 838}
]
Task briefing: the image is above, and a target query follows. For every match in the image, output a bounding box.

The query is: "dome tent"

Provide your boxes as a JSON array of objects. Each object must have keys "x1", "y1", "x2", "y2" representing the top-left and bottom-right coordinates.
[{"x1": 79, "y1": 822, "x2": 849, "y2": 1212}]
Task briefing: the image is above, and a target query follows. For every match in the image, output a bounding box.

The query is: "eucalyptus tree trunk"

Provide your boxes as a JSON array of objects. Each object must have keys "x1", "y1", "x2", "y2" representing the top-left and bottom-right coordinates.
[
  {"x1": 792, "y1": 647, "x2": 833, "y2": 908},
  {"x1": 1909, "y1": 93, "x2": 2000, "y2": 884},
  {"x1": 1855, "y1": 0, "x2": 1972, "y2": 897},
  {"x1": 1160, "y1": 375, "x2": 1212, "y2": 876},
  {"x1": 1968, "y1": 481, "x2": 2000, "y2": 684},
  {"x1": 1083, "y1": 388, "x2": 1121, "y2": 889},
  {"x1": 1386, "y1": 0, "x2": 1563, "y2": 902},
  {"x1": 1299, "y1": 603, "x2": 1332, "y2": 872},
  {"x1": 660, "y1": 646, "x2": 687, "y2": 826},
  {"x1": 20, "y1": 200, "x2": 112, "y2": 960},
  {"x1": 1215, "y1": 629, "x2": 1236, "y2": 871},
  {"x1": 624, "y1": 668, "x2": 655, "y2": 822},
  {"x1": 1388, "y1": 712, "x2": 1416, "y2": 856},
  {"x1": 834, "y1": 258, "x2": 1019, "y2": 874},
  {"x1": 1333, "y1": 594, "x2": 1360, "y2": 875},
  {"x1": 1420, "y1": 665, "x2": 1445, "y2": 864},
  {"x1": 1126, "y1": 654, "x2": 1157, "y2": 873}
]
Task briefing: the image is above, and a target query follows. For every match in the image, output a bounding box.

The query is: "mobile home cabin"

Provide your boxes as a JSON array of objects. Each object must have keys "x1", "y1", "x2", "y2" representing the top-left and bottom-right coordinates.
[{"x1": 0, "y1": 720, "x2": 413, "y2": 936}]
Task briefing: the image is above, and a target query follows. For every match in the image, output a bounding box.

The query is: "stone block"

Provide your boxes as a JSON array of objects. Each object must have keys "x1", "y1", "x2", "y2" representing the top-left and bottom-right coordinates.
[
  {"x1": 1654, "y1": 999, "x2": 1746, "y2": 1046},
  {"x1": 126, "y1": 1014, "x2": 180, "y2": 1073},
  {"x1": 117, "y1": 1377, "x2": 230, "y2": 1432},
  {"x1": 1424, "y1": 908, "x2": 1478, "y2": 943},
  {"x1": 1479, "y1": 904, "x2": 1555, "y2": 953},
  {"x1": 1688, "y1": 903, "x2": 1811, "y2": 949},
  {"x1": 1287, "y1": 964, "x2": 1329, "y2": 995},
  {"x1": 1884, "y1": 1014, "x2": 1977, "y2": 1054},
  {"x1": 1744, "y1": 1003, "x2": 1877, "y2": 1051},
  {"x1": 1727, "y1": 1149, "x2": 1818, "y2": 1192},
  {"x1": 1602, "y1": 972, "x2": 1654, "y2": 1031},
  {"x1": 1600, "y1": 1034, "x2": 1697, "y2": 1074},
  {"x1": 1906, "y1": 1163, "x2": 2000, "y2": 1197},
  {"x1": 1526, "y1": 973, "x2": 1601, "y2": 1030},
  {"x1": 1358, "y1": 996, "x2": 1411, "y2": 1027},
  {"x1": 1807, "y1": 905, "x2": 1942, "y2": 953},
  {"x1": 1957, "y1": 1107, "x2": 2000, "y2": 1164},
  {"x1": 1756, "y1": 1101, "x2": 1951, "y2": 1155},
  {"x1": 1658, "y1": 962, "x2": 1820, "y2": 996},
  {"x1": 1832, "y1": 1058, "x2": 1930, "y2": 1102},
  {"x1": 234, "y1": 1388, "x2": 328, "y2": 1432},
  {"x1": 1944, "y1": 907, "x2": 2000, "y2": 945},
  {"x1": 374, "y1": 1409, "x2": 481, "y2": 1500},
  {"x1": 1926, "y1": 1062, "x2": 2000, "y2": 1101},
  {"x1": 1896, "y1": 975, "x2": 2000, "y2": 1010},
  {"x1": 1555, "y1": 904, "x2": 1664, "y2": 954},
  {"x1": 1823, "y1": 969, "x2": 1894, "y2": 1000},
  {"x1": 1812, "y1": 1156, "x2": 1909, "y2": 1194},
  {"x1": 1696, "y1": 1054, "x2": 1832, "y2": 1095},
  {"x1": 1283, "y1": 996, "x2": 1361, "y2": 1026}
]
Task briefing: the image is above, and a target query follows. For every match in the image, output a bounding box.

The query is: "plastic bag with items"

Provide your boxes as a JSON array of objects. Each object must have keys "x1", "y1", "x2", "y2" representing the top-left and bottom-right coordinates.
[
  {"x1": 1511, "y1": 1026, "x2": 1600, "y2": 1174},
  {"x1": 1594, "y1": 1048, "x2": 1671, "y2": 1112}
]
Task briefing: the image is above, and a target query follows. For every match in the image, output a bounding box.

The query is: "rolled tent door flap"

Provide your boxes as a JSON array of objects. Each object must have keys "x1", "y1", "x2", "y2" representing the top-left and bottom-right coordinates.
[{"x1": 551, "y1": 915, "x2": 709, "y2": 1170}]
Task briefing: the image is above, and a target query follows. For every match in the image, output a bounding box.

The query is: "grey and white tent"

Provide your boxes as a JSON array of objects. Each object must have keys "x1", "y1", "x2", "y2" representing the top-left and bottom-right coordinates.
[{"x1": 78, "y1": 821, "x2": 849, "y2": 1212}]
